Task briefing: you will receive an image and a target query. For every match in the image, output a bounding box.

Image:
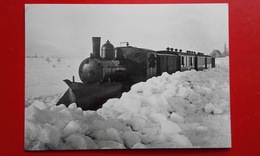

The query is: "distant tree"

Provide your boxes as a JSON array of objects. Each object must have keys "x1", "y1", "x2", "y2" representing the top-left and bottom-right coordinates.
[
  {"x1": 45, "y1": 57, "x2": 51, "y2": 63},
  {"x1": 57, "y1": 57, "x2": 62, "y2": 64}
]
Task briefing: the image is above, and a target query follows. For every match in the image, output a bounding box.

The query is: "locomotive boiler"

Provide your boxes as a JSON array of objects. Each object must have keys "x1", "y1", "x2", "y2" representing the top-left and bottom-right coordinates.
[{"x1": 57, "y1": 37, "x2": 215, "y2": 110}]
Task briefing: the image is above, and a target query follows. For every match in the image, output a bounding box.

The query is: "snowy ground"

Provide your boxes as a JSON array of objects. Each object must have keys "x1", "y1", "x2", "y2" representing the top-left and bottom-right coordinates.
[
  {"x1": 25, "y1": 57, "x2": 82, "y2": 98},
  {"x1": 25, "y1": 57, "x2": 231, "y2": 150}
]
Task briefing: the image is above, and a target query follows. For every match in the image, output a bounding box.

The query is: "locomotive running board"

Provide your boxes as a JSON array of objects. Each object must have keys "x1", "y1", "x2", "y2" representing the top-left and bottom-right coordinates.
[{"x1": 56, "y1": 79, "x2": 128, "y2": 110}]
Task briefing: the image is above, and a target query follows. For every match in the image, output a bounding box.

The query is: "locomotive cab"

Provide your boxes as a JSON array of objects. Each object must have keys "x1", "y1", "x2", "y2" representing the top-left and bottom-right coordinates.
[{"x1": 114, "y1": 46, "x2": 157, "y2": 82}]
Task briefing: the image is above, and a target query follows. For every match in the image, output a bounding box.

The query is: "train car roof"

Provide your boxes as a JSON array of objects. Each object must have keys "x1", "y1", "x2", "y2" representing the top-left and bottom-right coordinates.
[
  {"x1": 117, "y1": 47, "x2": 213, "y2": 57},
  {"x1": 157, "y1": 50, "x2": 213, "y2": 58},
  {"x1": 156, "y1": 50, "x2": 178, "y2": 56},
  {"x1": 178, "y1": 52, "x2": 197, "y2": 56},
  {"x1": 157, "y1": 50, "x2": 198, "y2": 56},
  {"x1": 116, "y1": 46, "x2": 155, "y2": 52},
  {"x1": 176, "y1": 51, "x2": 212, "y2": 57}
]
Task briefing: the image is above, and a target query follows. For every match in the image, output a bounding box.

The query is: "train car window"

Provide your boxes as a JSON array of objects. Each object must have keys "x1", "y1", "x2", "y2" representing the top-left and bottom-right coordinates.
[
  {"x1": 148, "y1": 54, "x2": 156, "y2": 68},
  {"x1": 181, "y1": 56, "x2": 184, "y2": 66},
  {"x1": 190, "y1": 57, "x2": 193, "y2": 66}
]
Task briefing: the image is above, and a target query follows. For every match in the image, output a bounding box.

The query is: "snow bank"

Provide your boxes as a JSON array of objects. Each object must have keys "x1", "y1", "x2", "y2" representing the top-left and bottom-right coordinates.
[{"x1": 25, "y1": 57, "x2": 230, "y2": 150}]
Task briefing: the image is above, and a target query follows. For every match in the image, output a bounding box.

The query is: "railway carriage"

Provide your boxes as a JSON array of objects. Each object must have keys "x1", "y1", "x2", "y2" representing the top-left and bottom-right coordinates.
[
  {"x1": 205, "y1": 55, "x2": 213, "y2": 69},
  {"x1": 195, "y1": 53, "x2": 207, "y2": 71},
  {"x1": 177, "y1": 51, "x2": 196, "y2": 71},
  {"x1": 156, "y1": 50, "x2": 179, "y2": 76}
]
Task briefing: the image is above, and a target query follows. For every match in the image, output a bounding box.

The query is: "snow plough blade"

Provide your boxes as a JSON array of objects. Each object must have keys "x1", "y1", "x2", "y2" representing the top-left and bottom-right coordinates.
[{"x1": 56, "y1": 79, "x2": 126, "y2": 110}]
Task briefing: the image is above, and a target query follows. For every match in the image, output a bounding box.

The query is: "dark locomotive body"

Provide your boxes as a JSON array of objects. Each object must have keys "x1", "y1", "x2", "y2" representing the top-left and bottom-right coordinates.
[
  {"x1": 57, "y1": 37, "x2": 216, "y2": 110},
  {"x1": 115, "y1": 47, "x2": 157, "y2": 83}
]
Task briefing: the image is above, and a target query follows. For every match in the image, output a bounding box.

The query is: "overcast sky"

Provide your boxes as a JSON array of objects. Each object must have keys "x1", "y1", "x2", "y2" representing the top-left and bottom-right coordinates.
[{"x1": 25, "y1": 4, "x2": 228, "y2": 58}]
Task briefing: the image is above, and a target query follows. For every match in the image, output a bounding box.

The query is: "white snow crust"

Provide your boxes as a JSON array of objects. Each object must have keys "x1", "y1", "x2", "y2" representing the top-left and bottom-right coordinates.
[{"x1": 25, "y1": 57, "x2": 231, "y2": 150}]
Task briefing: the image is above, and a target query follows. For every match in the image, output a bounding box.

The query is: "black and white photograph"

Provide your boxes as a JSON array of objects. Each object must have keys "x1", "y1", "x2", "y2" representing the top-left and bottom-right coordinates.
[{"x1": 25, "y1": 4, "x2": 230, "y2": 150}]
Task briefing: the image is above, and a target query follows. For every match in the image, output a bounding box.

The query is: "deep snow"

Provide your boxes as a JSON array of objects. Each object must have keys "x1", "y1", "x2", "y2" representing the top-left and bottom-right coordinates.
[{"x1": 25, "y1": 57, "x2": 230, "y2": 150}]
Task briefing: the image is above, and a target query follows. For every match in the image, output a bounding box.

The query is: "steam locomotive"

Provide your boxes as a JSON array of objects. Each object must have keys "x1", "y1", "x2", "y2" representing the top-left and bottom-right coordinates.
[{"x1": 56, "y1": 37, "x2": 215, "y2": 110}]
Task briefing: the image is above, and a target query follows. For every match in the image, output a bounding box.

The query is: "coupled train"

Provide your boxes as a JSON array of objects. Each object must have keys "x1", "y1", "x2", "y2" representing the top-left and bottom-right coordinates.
[{"x1": 57, "y1": 37, "x2": 215, "y2": 110}]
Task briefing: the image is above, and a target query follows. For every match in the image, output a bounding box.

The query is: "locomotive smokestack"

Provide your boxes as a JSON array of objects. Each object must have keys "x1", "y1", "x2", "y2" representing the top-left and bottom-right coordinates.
[{"x1": 92, "y1": 37, "x2": 101, "y2": 58}]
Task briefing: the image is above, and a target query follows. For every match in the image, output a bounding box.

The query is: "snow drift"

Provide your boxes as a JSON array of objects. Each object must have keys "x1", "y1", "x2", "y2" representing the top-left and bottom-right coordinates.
[{"x1": 25, "y1": 57, "x2": 230, "y2": 150}]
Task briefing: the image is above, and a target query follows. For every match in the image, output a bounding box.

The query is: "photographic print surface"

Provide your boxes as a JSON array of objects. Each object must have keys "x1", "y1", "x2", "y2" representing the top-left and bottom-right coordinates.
[{"x1": 25, "y1": 4, "x2": 230, "y2": 150}]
